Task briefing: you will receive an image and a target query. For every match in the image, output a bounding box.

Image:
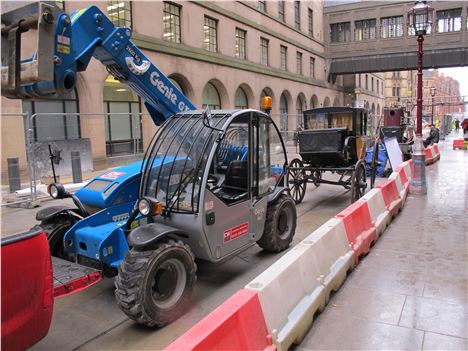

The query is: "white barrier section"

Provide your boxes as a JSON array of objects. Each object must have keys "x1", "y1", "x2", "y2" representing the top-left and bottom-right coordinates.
[
  {"x1": 400, "y1": 161, "x2": 412, "y2": 185},
  {"x1": 389, "y1": 172, "x2": 407, "y2": 204},
  {"x1": 360, "y1": 188, "x2": 390, "y2": 237},
  {"x1": 245, "y1": 218, "x2": 354, "y2": 351}
]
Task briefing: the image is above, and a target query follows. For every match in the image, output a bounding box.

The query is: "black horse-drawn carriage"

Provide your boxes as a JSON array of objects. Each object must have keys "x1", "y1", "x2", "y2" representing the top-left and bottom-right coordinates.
[{"x1": 287, "y1": 107, "x2": 370, "y2": 204}]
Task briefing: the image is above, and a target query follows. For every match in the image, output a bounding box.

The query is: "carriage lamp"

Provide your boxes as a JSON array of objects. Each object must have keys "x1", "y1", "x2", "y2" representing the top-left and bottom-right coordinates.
[
  {"x1": 261, "y1": 96, "x2": 272, "y2": 114},
  {"x1": 138, "y1": 196, "x2": 163, "y2": 217},
  {"x1": 47, "y1": 183, "x2": 66, "y2": 199}
]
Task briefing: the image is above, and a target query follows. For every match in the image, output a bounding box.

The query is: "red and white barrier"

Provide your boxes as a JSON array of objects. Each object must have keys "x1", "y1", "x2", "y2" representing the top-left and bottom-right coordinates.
[
  {"x1": 244, "y1": 217, "x2": 354, "y2": 351},
  {"x1": 425, "y1": 144, "x2": 441, "y2": 165},
  {"x1": 360, "y1": 188, "x2": 390, "y2": 237},
  {"x1": 168, "y1": 160, "x2": 414, "y2": 351},
  {"x1": 335, "y1": 201, "x2": 377, "y2": 264},
  {"x1": 164, "y1": 289, "x2": 275, "y2": 351},
  {"x1": 375, "y1": 179, "x2": 402, "y2": 218}
]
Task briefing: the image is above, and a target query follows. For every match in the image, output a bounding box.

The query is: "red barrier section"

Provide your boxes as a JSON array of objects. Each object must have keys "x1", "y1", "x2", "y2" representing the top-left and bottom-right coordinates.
[
  {"x1": 453, "y1": 139, "x2": 466, "y2": 150},
  {"x1": 165, "y1": 289, "x2": 275, "y2": 351},
  {"x1": 425, "y1": 148, "x2": 434, "y2": 165},
  {"x1": 375, "y1": 179, "x2": 402, "y2": 217},
  {"x1": 335, "y1": 200, "x2": 376, "y2": 265},
  {"x1": 433, "y1": 144, "x2": 440, "y2": 155}
]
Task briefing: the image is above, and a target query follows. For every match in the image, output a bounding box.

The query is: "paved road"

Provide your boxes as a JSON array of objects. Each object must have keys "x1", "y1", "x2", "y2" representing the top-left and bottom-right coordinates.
[
  {"x1": 28, "y1": 175, "x2": 357, "y2": 351},
  {"x1": 297, "y1": 133, "x2": 467, "y2": 350}
]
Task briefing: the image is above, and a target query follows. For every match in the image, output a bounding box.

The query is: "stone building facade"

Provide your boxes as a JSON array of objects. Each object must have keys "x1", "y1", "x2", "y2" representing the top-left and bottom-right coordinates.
[{"x1": 1, "y1": 0, "x2": 383, "y2": 176}]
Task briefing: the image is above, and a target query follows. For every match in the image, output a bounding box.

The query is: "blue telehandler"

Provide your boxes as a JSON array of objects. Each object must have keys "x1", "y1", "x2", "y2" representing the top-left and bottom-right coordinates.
[{"x1": 1, "y1": 2, "x2": 297, "y2": 327}]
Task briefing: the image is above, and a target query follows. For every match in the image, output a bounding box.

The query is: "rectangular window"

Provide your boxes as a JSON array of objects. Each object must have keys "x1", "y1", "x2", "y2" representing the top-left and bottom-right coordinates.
[
  {"x1": 294, "y1": 1, "x2": 301, "y2": 30},
  {"x1": 310, "y1": 57, "x2": 315, "y2": 78},
  {"x1": 377, "y1": 80, "x2": 379, "y2": 94},
  {"x1": 296, "y1": 52, "x2": 303, "y2": 75},
  {"x1": 260, "y1": 38, "x2": 269, "y2": 66},
  {"x1": 278, "y1": 1, "x2": 285, "y2": 22},
  {"x1": 235, "y1": 28, "x2": 246, "y2": 60},
  {"x1": 163, "y1": 2, "x2": 181, "y2": 43},
  {"x1": 259, "y1": 1, "x2": 266, "y2": 12},
  {"x1": 308, "y1": 8, "x2": 314, "y2": 37},
  {"x1": 371, "y1": 77, "x2": 374, "y2": 91},
  {"x1": 107, "y1": 1, "x2": 132, "y2": 28},
  {"x1": 204, "y1": 16, "x2": 218, "y2": 52},
  {"x1": 381, "y1": 16, "x2": 403, "y2": 38},
  {"x1": 280, "y1": 45, "x2": 287, "y2": 71},
  {"x1": 365, "y1": 74, "x2": 368, "y2": 90},
  {"x1": 330, "y1": 22, "x2": 351, "y2": 42},
  {"x1": 436, "y1": 8, "x2": 462, "y2": 32},
  {"x1": 355, "y1": 19, "x2": 376, "y2": 41}
]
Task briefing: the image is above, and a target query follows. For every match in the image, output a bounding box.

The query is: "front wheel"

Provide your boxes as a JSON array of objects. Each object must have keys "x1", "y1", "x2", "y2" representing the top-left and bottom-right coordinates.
[
  {"x1": 257, "y1": 194, "x2": 297, "y2": 252},
  {"x1": 115, "y1": 239, "x2": 197, "y2": 327}
]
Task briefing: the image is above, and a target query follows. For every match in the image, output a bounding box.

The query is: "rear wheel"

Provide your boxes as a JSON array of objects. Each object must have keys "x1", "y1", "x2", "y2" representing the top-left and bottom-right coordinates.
[
  {"x1": 287, "y1": 158, "x2": 306, "y2": 204},
  {"x1": 351, "y1": 160, "x2": 367, "y2": 203},
  {"x1": 257, "y1": 195, "x2": 297, "y2": 252},
  {"x1": 36, "y1": 218, "x2": 74, "y2": 260},
  {"x1": 115, "y1": 239, "x2": 196, "y2": 327}
]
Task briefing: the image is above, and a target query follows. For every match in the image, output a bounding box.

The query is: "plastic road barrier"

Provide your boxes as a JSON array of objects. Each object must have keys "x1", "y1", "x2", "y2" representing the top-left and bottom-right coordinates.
[
  {"x1": 430, "y1": 146, "x2": 439, "y2": 161},
  {"x1": 433, "y1": 144, "x2": 440, "y2": 157},
  {"x1": 244, "y1": 218, "x2": 354, "y2": 351},
  {"x1": 375, "y1": 179, "x2": 402, "y2": 218},
  {"x1": 453, "y1": 139, "x2": 466, "y2": 150},
  {"x1": 164, "y1": 289, "x2": 275, "y2": 351},
  {"x1": 360, "y1": 188, "x2": 390, "y2": 237},
  {"x1": 425, "y1": 147, "x2": 434, "y2": 165},
  {"x1": 335, "y1": 201, "x2": 377, "y2": 264},
  {"x1": 389, "y1": 172, "x2": 407, "y2": 205}
]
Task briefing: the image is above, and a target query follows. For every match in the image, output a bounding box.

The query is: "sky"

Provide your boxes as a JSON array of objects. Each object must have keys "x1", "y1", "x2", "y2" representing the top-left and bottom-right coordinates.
[{"x1": 438, "y1": 67, "x2": 468, "y2": 98}]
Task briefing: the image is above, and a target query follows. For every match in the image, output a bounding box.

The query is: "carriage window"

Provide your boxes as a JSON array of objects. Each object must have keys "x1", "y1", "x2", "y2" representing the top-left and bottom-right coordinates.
[
  {"x1": 304, "y1": 112, "x2": 327, "y2": 129},
  {"x1": 331, "y1": 112, "x2": 353, "y2": 130}
]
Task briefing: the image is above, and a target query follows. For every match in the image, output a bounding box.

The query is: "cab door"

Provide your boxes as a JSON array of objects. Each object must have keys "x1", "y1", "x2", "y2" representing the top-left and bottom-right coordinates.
[{"x1": 202, "y1": 112, "x2": 254, "y2": 260}]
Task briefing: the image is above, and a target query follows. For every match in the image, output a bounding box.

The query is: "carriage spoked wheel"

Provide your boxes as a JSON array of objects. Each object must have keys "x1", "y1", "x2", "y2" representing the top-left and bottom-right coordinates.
[
  {"x1": 351, "y1": 160, "x2": 368, "y2": 203},
  {"x1": 287, "y1": 158, "x2": 307, "y2": 204}
]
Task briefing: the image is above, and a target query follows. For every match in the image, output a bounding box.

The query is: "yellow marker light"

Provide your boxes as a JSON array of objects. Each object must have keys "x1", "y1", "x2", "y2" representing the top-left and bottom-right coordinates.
[{"x1": 261, "y1": 96, "x2": 272, "y2": 111}]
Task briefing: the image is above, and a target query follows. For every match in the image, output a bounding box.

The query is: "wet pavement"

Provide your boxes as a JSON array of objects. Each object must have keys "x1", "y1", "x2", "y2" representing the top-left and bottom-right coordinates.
[{"x1": 297, "y1": 133, "x2": 467, "y2": 350}]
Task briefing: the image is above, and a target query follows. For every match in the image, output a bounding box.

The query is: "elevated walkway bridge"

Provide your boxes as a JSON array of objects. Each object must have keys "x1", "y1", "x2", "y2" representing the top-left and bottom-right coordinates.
[{"x1": 324, "y1": 1, "x2": 468, "y2": 76}]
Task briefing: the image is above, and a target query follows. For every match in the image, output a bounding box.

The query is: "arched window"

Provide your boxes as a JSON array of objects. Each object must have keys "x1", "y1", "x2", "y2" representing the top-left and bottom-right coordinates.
[
  {"x1": 22, "y1": 89, "x2": 80, "y2": 142},
  {"x1": 279, "y1": 93, "x2": 288, "y2": 131},
  {"x1": 296, "y1": 96, "x2": 304, "y2": 129},
  {"x1": 202, "y1": 82, "x2": 221, "y2": 109},
  {"x1": 234, "y1": 87, "x2": 248, "y2": 109},
  {"x1": 103, "y1": 75, "x2": 142, "y2": 156},
  {"x1": 169, "y1": 77, "x2": 185, "y2": 95}
]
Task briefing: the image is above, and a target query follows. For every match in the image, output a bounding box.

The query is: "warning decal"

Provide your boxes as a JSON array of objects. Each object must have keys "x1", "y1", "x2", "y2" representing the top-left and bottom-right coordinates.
[
  {"x1": 223, "y1": 222, "x2": 249, "y2": 244},
  {"x1": 101, "y1": 171, "x2": 126, "y2": 180}
]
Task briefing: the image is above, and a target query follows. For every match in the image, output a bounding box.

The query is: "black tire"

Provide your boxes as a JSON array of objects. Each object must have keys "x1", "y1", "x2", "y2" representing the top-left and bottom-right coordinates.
[
  {"x1": 115, "y1": 239, "x2": 197, "y2": 327},
  {"x1": 370, "y1": 141, "x2": 379, "y2": 188},
  {"x1": 35, "y1": 218, "x2": 74, "y2": 260},
  {"x1": 257, "y1": 195, "x2": 297, "y2": 252}
]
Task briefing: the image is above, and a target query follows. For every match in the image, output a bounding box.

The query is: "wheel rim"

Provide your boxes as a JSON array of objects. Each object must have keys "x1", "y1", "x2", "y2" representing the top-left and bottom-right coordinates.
[
  {"x1": 278, "y1": 205, "x2": 293, "y2": 239},
  {"x1": 287, "y1": 159, "x2": 306, "y2": 204},
  {"x1": 352, "y1": 163, "x2": 367, "y2": 201},
  {"x1": 151, "y1": 258, "x2": 186, "y2": 309}
]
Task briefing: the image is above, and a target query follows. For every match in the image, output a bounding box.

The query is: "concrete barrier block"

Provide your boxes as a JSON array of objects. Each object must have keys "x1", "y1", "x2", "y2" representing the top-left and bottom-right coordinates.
[{"x1": 360, "y1": 188, "x2": 391, "y2": 237}]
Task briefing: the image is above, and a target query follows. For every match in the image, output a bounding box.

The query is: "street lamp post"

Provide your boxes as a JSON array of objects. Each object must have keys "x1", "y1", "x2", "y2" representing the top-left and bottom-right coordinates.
[
  {"x1": 407, "y1": 0, "x2": 433, "y2": 195},
  {"x1": 430, "y1": 86, "x2": 436, "y2": 125}
]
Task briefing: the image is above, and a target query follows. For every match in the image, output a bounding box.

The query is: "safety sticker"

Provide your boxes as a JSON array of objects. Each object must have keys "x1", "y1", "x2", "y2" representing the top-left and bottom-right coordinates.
[
  {"x1": 57, "y1": 44, "x2": 70, "y2": 54},
  {"x1": 205, "y1": 201, "x2": 214, "y2": 211},
  {"x1": 57, "y1": 35, "x2": 70, "y2": 45},
  {"x1": 101, "y1": 171, "x2": 126, "y2": 180},
  {"x1": 223, "y1": 222, "x2": 249, "y2": 244}
]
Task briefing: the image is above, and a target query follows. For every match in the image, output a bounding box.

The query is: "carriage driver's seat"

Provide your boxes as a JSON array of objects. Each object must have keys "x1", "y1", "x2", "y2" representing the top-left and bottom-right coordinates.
[{"x1": 212, "y1": 160, "x2": 248, "y2": 204}]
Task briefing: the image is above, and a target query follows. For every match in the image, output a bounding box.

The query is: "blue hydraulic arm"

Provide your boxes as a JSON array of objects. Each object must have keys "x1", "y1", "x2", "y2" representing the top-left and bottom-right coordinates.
[{"x1": 17, "y1": 5, "x2": 195, "y2": 125}]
